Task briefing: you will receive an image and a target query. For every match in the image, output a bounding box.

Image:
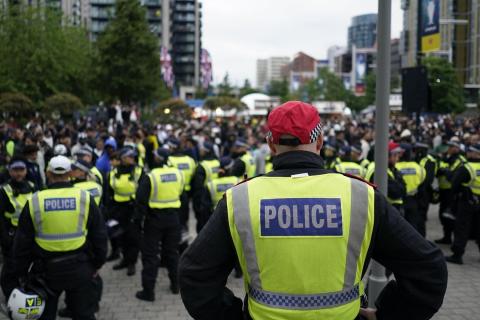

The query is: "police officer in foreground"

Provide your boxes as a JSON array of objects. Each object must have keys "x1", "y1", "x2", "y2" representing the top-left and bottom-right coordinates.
[
  {"x1": 107, "y1": 147, "x2": 144, "y2": 276},
  {"x1": 57, "y1": 159, "x2": 105, "y2": 318},
  {"x1": 179, "y1": 102, "x2": 447, "y2": 320},
  {"x1": 0, "y1": 157, "x2": 35, "y2": 300},
  {"x1": 12, "y1": 156, "x2": 108, "y2": 320},
  {"x1": 445, "y1": 144, "x2": 480, "y2": 264},
  {"x1": 135, "y1": 148, "x2": 184, "y2": 301}
]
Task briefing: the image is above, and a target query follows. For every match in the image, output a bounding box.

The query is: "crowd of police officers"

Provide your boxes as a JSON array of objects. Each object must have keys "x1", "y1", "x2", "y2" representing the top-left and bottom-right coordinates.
[{"x1": 0, "y1": 112, "x2": 477, "y2": 318}]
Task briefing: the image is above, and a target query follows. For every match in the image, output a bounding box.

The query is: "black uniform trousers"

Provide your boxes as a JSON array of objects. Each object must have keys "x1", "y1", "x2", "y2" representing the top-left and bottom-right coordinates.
[
  {"x1": 404, "y1": 195, "x2": 425, "y2": 237},
  {"x1": 439, "y1": 189, "x2": 455, "y2": 238},
  {"x1": 452, "y1": 200, "x2": 480, "y2": 256},
  {"x1": 179, "y1": 191, "x2": 190, "y2": 229},
  {"x1": 40, "y1": 258, "x2": 97, "y2": 320},
  {"x1": 141, "y1": 211, "x2": 180, "y2": 292},
  {"x1": 0, "y1": 237, "x2": 17, "y2": 300},
  {"x1": 111, "y1": 202, "x2": 140, "y2": 265},
  {"x1": 65, "y1": 275, "x2": 103, "y2": 313}
]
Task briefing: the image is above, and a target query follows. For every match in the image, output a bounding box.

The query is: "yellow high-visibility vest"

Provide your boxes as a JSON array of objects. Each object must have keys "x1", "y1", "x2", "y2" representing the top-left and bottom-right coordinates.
[
  {"x1": 74, "y1": 180, "x2": 103, "y2": 206},
  {"x1": 91, "y1": 167, "x2": 104, "y2": 185},
  {"x1": 208, "y1": 176, "x2": 239, "y2": 209},
  {"x1": 335, "y1": 162, "x2": 366, "y2": 178},
  {"x1": 200, "y1": 159, "x2": 220, "y2": 185},
  {"x1": 227, "y1": 174, "x2": 374, "y2": 320},
  {"x1": 365, "y1": 163, "x2": 403, "y2": 205},
  {"x1": 462, "y1": 162, "x2": 480, "y2": 196},
  {"x1": 2, "y1": 183, "x2": 33, "y2": 227},
  {"x1": 109, "y1": 167, "x2": 142, "y2": 202},
  {"x1": 148, "y1": 166, "x2": 184, "y2": 209},
  {"x1": 395, "y1": 161, "x2": 426, "y2": 196},
  {"x1": 29, "y1": 188, "x2": 90, "y2": 252},
  {"x1": 241, "y1": 152, "x2": 257, "y2": 178},
  {"x1": 168, "y1": 155, "x2": 196, "y2": 191}
]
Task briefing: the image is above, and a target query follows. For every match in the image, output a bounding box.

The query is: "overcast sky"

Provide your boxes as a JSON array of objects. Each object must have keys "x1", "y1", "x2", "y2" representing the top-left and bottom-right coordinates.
[{"x1": 203, "y1": 0, "x2": 403, "y2": 86}]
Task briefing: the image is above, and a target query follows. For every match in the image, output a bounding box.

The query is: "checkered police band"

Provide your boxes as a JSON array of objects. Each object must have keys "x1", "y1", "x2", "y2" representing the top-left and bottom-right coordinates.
[{"x1": 309, "y1": 122, "x2": 323, "y2": 143}]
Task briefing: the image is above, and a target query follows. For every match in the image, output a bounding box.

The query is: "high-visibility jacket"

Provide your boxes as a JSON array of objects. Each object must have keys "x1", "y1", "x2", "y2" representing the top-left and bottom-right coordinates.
[
  {"x1": 265, "y1": 156, "x2": 273, "y2": 174},
  {"x1": 462, "y1": 162, "x2": 480, "y2": 196},
  {"x1": 137, "y1": 142, "x2": 146, "y2": 168},
  {"x1": 359, "y1": 159, "x2": 370, "y2": 169},
  {"x1": 420, "y1": 154, "x2": 438, "y2": 176},
  {"x1": 395, "y1": 161, "x2": 426, "y2": 196},
  {"x1": 169, "y1": 155, "x2": 196, "y2": 191},
  {"x1": 365, "y1": 163, "x2": 403, "y2": 205},
  {"x1": 74, "y1": 180, "x2": 103, "y2": 206},
  {"x1": 326, "y1": 157, "x2": 342, "y2": 170},
  {"x1": 226, "y1": 174, "x2": 374, "y2": 320},
  {"x1": 2, "y1": 183, "x2": 33, "y2": 227},
  {"x1": 335, "y1": 162, "x2": 366, "y2": 178},
  {"x1": 438, "y1": 155, "x2": 467, "y2": 189},
  {"x1": 29, "y1": 188, "x2": 90, "y2": 252},
  {"x1": 241, "y1": 152, "x2": 257, "y2": 178},
  {"x1": 199, "y1": 159, "x2": 220, "y2": 185},
  {"x1": 148, "y1": 166, "x2": 184, "y2": 209},
  {"x1": 208, "y1": 176, "x2": 239, "y2": 209},
  {"x1": 109, "y1": 167, "x2": 142, "y2": 202},
  {"x1": 91, "y1": 166, "x2": 104, "y2": 185}
]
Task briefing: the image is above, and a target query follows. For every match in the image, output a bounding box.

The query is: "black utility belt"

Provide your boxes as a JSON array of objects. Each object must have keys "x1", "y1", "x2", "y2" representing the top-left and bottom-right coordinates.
[{"x1": 45, "y1": 252, "x2": 89, "y2": 266}]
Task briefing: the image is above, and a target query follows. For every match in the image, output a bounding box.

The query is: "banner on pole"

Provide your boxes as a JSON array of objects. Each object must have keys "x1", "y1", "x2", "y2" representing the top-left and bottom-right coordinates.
[{"x1": 421, "y1": 0, "x2": 441, "y2": 53}]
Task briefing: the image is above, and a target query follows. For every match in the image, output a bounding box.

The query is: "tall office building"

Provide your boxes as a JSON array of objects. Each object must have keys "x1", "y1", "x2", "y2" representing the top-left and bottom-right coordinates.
[
  {"x1": 256, "y1": 57, "x2": 290, "y2": 91},
  {"x1": 401, "y1": 0, "x2": 480, "y2": 105},
  {"x1": 348, "y1": 13, "x2": 377, "y2": 49}
]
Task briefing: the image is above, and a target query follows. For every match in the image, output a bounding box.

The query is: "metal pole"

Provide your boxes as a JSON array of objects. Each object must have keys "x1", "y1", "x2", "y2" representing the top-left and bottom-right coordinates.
[{"x1": 368, "y1": 0, "x2": 391, "y2": 307}]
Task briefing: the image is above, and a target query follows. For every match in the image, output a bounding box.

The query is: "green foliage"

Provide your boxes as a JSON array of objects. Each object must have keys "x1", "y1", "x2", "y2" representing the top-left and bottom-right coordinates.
[
  {"x1": 95, "y1": 0, "x2": 163, "y2": 105},
  {"x1": 268, "y1": 79, "x2": 291, "y2": 102},
  {"x1": 0, "y1": 92, "x2": 35, "y2": 115},
  {"x1": 204, "y1": 96, "x2": 245, "y2": 110},
  {"x1": 239, "y1": 79, "x2": 257, "y2": 97},
  {"x1": 155, "y1": 98, "x2": 191, "y2": 123},
  {"x1": 0, "y1": 6, "x2": 93, "y2": 104},
  {"x1": 423, "y1": 56, "x2": 465, "y2": 113},
  {"x1": 44, "y1": 92, "x2": 83, "y2": 116},
  {"x1": 300, "y1": 68, "x2": 351, "y2": 103},
  {"x1": 217, "y1": 73, "x2": 234, "y2": 97}
]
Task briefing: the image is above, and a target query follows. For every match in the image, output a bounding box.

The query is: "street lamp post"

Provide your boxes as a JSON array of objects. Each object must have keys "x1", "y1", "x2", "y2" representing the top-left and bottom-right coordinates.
[{"x1": 368, "y1": 0, "x2": 391, "y2": 307}]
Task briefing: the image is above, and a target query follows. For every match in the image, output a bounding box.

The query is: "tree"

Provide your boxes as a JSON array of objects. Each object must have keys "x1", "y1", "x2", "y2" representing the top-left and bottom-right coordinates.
[
  {"x1": 239, "y1": 79, "x2": 257, "y2": 97},
  {"x1": 268, "y1": 79, "x2": 290, "y2": 102},
  {"x1": 204, "y1": 96, "x2": 245, "y2": 110},
  {"x1": 217, "y1": 73, "x2": 233, "y2": 96},
  {"x1": 301, "y1": 68, "x2": 351, "y2": 103},
  {"x1": 423, "y1": 56, "x2": 465, "y2": 113},
  {"x1": 44, "y1": 93, "x2": 84, "y2": 117},
  {"x1": 364, "y1": 73, "x2": 376, "y2": 106},
  {"x1": 0, "y1": 6, "x2": 93, "y2": 104},
  {"x1": 155, "y1": 98, "x2": 191, "y2": 124},
  {"x1": 0, "y1": 92, "x2": 35, "y2": 118},
  {"x1": 95, "y1": 0, "x2": 162, "y2": 105}
]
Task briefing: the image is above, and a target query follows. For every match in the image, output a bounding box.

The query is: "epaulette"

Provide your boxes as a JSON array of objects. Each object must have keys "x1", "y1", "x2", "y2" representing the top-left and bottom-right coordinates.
[{"x1": 342, "y1": 173, "x2": 377, "y2": 189}]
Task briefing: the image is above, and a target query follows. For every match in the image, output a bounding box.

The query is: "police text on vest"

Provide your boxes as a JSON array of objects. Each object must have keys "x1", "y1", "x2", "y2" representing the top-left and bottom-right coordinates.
[
  {"x1": 260, "y1": 198, "x2": 343, "y2": 236},
  {"x1": 44, "y1": 198, "x2": 77, "y2": 212}
]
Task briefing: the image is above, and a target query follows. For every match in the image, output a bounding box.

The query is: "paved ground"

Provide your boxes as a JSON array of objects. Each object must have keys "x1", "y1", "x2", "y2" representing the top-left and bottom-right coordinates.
[{"x1": 1, "y1": 204, "x2": 479, "y2": 319}]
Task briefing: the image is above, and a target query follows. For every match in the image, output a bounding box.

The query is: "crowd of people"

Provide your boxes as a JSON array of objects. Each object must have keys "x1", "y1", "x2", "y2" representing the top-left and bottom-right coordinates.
[{"x1": 0, "y1": 107, "x2": 476, "y2": 319}]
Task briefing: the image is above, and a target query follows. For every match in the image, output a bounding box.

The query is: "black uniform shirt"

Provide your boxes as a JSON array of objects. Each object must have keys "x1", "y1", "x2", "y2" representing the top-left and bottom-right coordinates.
[
  {"x1": 179, "y1": 151, "x2": 447, "y2": 320},
  {"x1": 13, "y1": 182, "x2": 108, "y2": 277}
]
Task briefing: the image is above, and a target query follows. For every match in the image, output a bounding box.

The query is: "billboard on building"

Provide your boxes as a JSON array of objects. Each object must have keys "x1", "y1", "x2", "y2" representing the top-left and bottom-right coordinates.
[
  {"x1": 160, "y1": 46, "x2": 174, "y2": 89},
  {"x1": 421, "y1": 0, "x2": 441, "y2": 53},
  {"x1": 355, "y1": 53, "x2": 367, "y2": 94},
  {"x1": 200, "y1": 49, "x2": 213, "y2": 90}
]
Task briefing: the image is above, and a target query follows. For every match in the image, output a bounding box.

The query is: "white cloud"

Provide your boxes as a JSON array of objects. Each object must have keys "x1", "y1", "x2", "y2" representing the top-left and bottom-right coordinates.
[{"x1": 202, "y1": 0, "x2": 403, "y2": 86}]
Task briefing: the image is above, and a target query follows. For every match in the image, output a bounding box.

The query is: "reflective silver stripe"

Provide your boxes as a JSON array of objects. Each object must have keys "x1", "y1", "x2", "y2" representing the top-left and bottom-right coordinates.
[
  {"x1": 208, "y1": 181, "x2": 216, "y2": 204},
  {"x1": 34, "y1": 191, "x2": 87, "y2": 241},
  {"x1": 231, "y1": 182, "x2": 262, "y2": 288},
  {"x1": 3, "y1": 185, "x2": 23, "y2": 218},
  {"x1": 343, "y1": 178, "x2": 368, "y2": 289},
  {"x1": 31, "y1": 192, "x2": 42, "y2": 233},
  {"x1": 249, "y1": 284, "x2": 360, "y2": 310}
]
